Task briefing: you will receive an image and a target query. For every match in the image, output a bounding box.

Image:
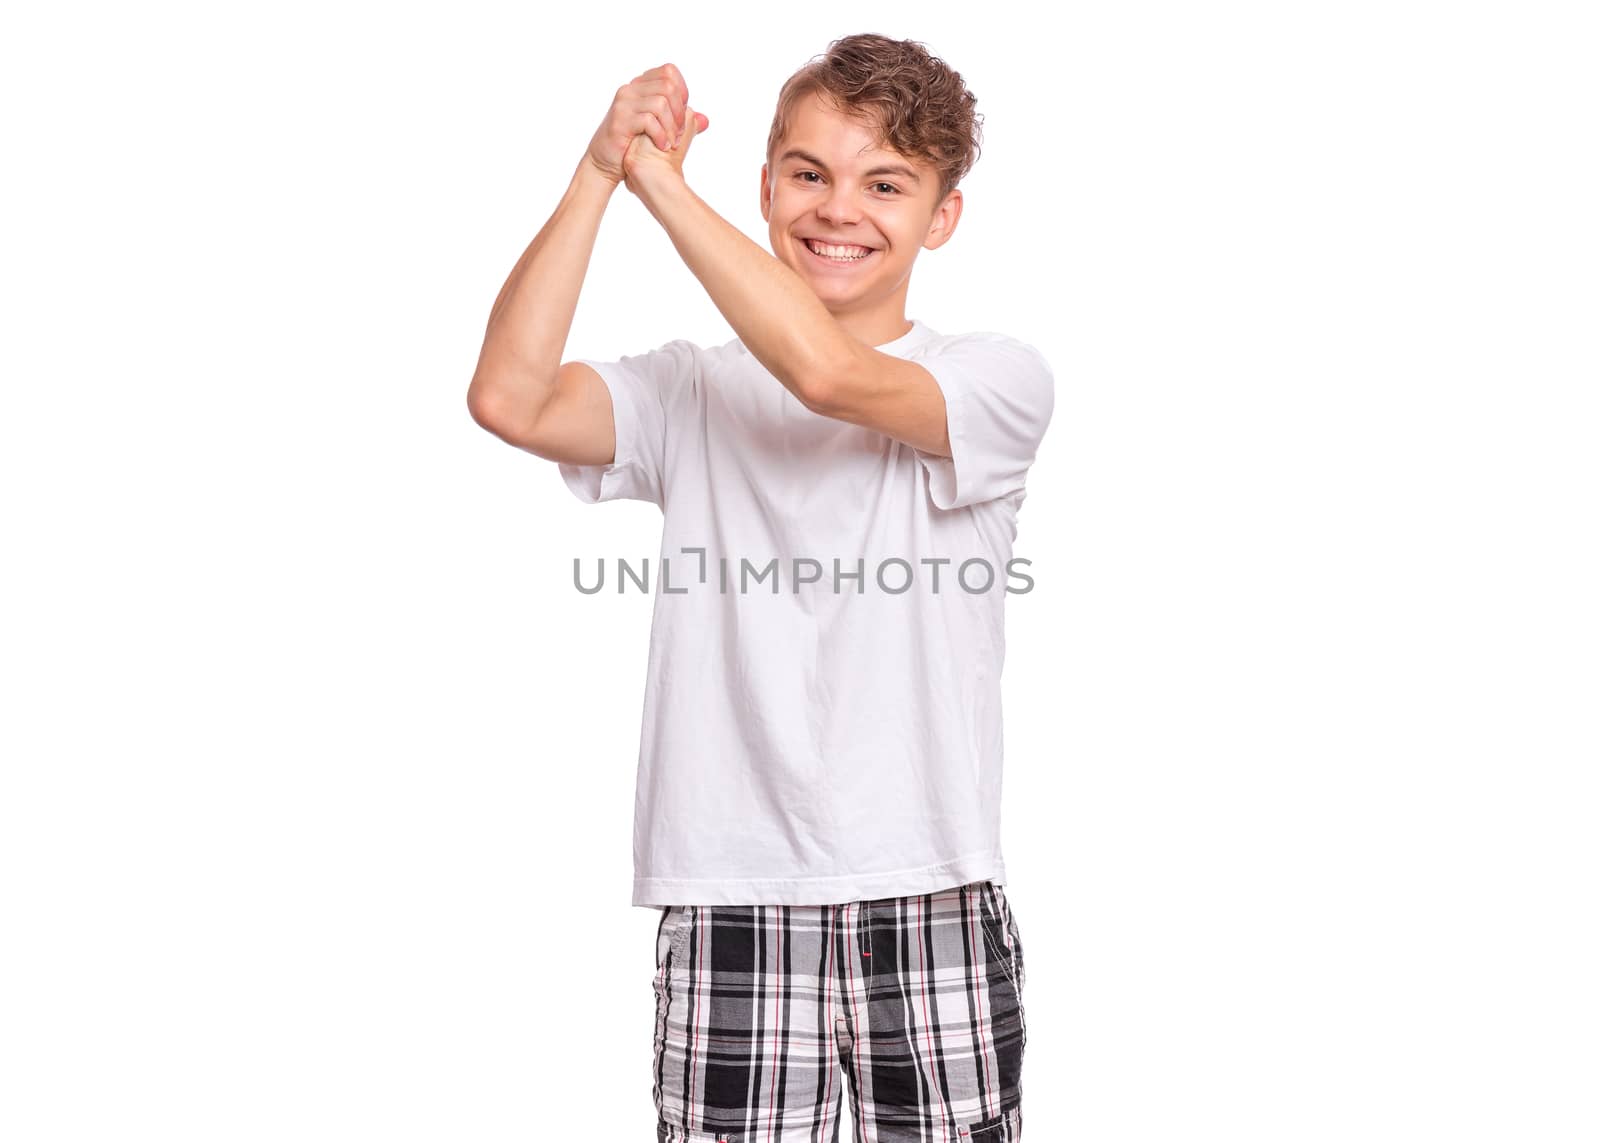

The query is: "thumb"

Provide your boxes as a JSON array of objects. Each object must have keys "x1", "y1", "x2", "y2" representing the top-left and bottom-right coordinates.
[{"x1": 679, "y1": 105, "x2": 707, "y2": 147}]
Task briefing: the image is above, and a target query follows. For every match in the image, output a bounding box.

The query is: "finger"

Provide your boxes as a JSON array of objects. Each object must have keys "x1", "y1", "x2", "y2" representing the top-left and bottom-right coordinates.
[
  {"x1": 631, "y1": 76, "x2": 682, "y2": 108},
  {"x1": 649, "y1": 92, "x2": 681, "y2": 138},
  {"x1": 649, "y1": 66, "x2": 688, "y2": 127},
  {"x1": 640, "y1": 63, "x2": 687, "y2": 107},
  {"x1": 666, "y1": 64, "x2": 688, "y2": 113},
  {"x1": 620, "y1": 91, "x2": 673, "y2": 149},
  {"x1": 656, "y1": 63, "x2": 686, "y2": 99},
  {"x1": 629, "y1": 72, "x2": 685, "y2": 115},
  {"x1": 681, "y1": 105, "x2": 707, "y2": 146},
  {"x1": 633, "y1": 110, "x2": 672, "y2": 153},
  {"x1": 627, "y1": 91, "x2": 680, "y2": 140}
]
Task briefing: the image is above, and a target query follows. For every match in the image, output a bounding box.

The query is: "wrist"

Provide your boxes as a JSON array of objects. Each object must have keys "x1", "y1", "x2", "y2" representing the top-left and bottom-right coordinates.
[
  {"x1": 576, "y1": 154, "x2": 623, "y2": 196},
  {"x1": 632, "y1": 167, "x2": 692, "y2": 217}
]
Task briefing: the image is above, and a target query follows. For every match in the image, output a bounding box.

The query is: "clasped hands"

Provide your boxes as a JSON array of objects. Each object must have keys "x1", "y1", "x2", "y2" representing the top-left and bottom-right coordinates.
[{"x1": 584, "y1": 62, "x2": 710, "y2": 199}]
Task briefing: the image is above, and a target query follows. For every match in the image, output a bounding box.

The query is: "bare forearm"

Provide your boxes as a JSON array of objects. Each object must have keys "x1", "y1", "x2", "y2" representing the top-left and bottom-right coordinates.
[
  {"x1": 467, "y1": 155, "x2": 618, "y2": 425},
  {"x1": 634, "y1": 176, "x2": 852, "y2": 405}
]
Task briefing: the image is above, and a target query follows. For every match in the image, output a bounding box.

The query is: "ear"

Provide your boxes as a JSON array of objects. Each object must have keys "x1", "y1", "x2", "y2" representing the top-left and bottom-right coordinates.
[
  {"x1": 923, "y1": 188, "x2": 963, "y2": 251},
  {"x1": 759, "y1": 163, "x2": 771, "y2": 222}
]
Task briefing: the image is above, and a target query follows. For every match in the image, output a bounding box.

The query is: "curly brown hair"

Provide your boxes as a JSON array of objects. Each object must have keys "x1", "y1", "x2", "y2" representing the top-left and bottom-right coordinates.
[{"x1": 765, "y1": 34, "x2": 983, "y2": 205}]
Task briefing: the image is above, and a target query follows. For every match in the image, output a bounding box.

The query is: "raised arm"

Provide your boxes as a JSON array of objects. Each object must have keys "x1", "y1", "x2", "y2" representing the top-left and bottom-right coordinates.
[{"x1": 465, "y1": 64, "x2": 698, "y2": 464}]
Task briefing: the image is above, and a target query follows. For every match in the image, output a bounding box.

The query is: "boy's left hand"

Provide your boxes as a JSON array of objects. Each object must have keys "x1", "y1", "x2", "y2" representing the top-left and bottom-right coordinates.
[{"x1": 623, "y1": 99, "x2": 710, "y2": 197}]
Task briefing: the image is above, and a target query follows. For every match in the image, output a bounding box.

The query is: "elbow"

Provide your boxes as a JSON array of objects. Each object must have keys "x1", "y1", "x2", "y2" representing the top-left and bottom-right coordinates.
[
  {"x1": 466, "y1": 379, "x2": 505, "y2": 435},
  {"x1": 798, "y1": 377, "x2": 836, "y2": 416},
  {"x1": 466, "y1": 378, "x2": 531, "y2": 445},
  {"x1": 797, "y1": 345, "x2": 858, "y2": 417}
]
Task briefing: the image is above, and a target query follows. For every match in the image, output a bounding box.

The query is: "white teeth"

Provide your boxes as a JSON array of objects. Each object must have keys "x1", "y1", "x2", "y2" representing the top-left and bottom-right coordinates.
[{"x1": 805, "y1": 238, "x2": 873, "y2": 261}]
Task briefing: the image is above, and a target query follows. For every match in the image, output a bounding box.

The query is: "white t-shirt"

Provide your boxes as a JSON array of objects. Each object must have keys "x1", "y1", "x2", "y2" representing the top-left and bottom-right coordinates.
[{"x1": 559, "y1": 319, "x2": 1055, "y2": 907}]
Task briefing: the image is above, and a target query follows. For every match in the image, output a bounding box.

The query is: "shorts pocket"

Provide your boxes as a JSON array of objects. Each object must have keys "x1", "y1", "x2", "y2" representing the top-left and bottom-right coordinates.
[
  {"x1": 1006, "y1": 908, "x2": 1025, "y2": 994},
  {"x1": 994, "y1": 884, "x2": 1025, "y2": 994},
  {"x1": 653, "y1": 907, "x2": 692, "y2": 1053},
  {"x1": 977, "y1": 883, "x2": 1021, "y2": 995},
  {"x1": 656, "y1": 905, "x2": 694, "y2": 972}
]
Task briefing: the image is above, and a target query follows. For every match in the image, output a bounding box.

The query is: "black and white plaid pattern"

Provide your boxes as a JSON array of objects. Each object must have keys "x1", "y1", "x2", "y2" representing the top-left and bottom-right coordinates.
[{"x1": 652, "y1": 879, "x2": 1026, "y2": 1141}]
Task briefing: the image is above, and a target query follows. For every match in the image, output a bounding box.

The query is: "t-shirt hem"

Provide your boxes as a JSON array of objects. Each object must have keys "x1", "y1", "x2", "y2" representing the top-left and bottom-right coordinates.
[
  {"x1": 631, "y1": 849, "x2": 1006, "y2": 907},
  {"x1": 912, "y1": 372, "x2": 969, "y2": 510}
]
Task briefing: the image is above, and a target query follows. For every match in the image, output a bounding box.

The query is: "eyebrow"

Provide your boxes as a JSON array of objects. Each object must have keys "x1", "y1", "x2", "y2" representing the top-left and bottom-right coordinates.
[{"x1": 777, "y1": 147, "x2": 923, "y2": 186}]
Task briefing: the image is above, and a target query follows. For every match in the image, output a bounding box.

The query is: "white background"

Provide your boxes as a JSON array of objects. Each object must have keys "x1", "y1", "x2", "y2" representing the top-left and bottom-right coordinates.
[{"x1": 3, "y1": 2, "x2": 1596, "y2": 1140}]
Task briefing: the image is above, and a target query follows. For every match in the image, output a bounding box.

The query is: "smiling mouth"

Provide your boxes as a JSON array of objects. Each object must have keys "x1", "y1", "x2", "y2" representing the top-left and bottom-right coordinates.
[{"x1": 802, "y1": 237, "x2": 879, "y2": 265}]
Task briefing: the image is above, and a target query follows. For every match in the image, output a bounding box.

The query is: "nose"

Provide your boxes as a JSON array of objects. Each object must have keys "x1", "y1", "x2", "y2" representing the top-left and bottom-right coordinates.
[{"x1": 815, "y1": 182, "x2": 864, "y2": 227}]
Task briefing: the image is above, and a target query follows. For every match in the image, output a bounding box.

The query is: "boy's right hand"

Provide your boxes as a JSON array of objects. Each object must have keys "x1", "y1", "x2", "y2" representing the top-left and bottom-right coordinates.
[{"x1": 586, "y1": 64, "x2": 705, "y2": 187}]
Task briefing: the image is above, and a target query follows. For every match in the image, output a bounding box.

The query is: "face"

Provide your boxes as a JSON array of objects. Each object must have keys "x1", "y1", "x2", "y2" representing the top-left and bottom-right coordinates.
[{"x1": 761, "y1": 92, "x2": 962, "y2": 323}]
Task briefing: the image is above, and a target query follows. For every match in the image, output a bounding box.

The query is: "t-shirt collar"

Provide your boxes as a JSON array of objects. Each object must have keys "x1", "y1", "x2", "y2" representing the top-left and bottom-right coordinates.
[
  {"x1": 733, "y1": 318, "x2": 935, "y2": 358},
  {"x1": 872, "y1": 318, "x2": 935, "y2": 356}
]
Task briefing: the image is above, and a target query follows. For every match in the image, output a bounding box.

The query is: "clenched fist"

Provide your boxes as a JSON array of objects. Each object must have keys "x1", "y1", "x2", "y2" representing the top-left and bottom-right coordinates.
[{"x1": 585, "y1": 63, "x2": 710, "y2": 190}]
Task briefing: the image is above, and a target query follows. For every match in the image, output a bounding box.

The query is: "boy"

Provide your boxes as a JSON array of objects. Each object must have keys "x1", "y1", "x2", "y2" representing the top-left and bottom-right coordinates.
[{"x1": 468, "y1": 34, "x2": 1049, "y2": 1141}]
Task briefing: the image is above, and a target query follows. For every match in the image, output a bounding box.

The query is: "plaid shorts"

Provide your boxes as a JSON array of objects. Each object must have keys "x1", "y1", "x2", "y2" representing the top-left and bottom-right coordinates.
[{"x1": 651, "y1": 878, "x2": 1027, "y2": 1142}]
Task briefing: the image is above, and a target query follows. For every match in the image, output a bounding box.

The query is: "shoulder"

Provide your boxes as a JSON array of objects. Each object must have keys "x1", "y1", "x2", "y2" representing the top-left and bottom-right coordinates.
[
  {"x1": 916, "y1": 328, "x2": 1052, "y2": 370},
  {"x1": 708, "y1": 334, "x2": 757, "y2": 365},
  {"x1": 913, "y1": 331, "x2": 1055, "y2": 399},
  {"x1": 588, "y1": 338, "x2": 709, "y2": 388},
  {"x1": 676, "y1": 335, "x2": 766, "y2": 386},
  {"x1": 633, "y1": 335, "x2": 747, "y2": 373}
]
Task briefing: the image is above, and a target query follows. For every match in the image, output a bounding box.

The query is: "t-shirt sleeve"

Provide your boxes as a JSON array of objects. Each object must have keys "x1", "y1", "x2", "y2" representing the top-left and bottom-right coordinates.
[
  {"x1": 910, "y1": 333, "x2": 1057, "y2": 510},
  {"x1": 558, "y1": 339, "x2": 697, "y2": 508}
]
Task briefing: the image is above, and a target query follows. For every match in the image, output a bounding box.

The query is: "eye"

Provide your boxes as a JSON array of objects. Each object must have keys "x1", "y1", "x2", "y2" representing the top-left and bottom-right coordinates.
[
  {"x1": 797, "y1": 170, "x2": 822, "y2": 183},
  {"x1": 872, "y1": 182, "x2": 900, "y2": 195}
]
